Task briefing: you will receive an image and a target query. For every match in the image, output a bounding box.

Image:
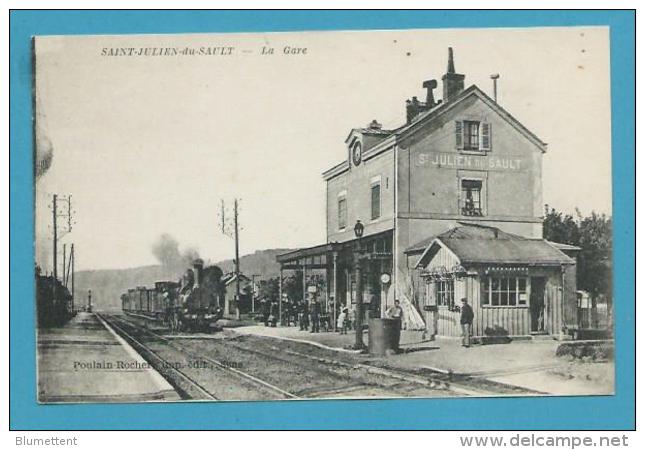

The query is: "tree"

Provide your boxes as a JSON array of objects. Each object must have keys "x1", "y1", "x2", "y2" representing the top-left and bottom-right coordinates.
[
  {"x1": 543, "y1": 205, "x2": 613, "y2": 326},
  {"x1": 543, "y1": 205, "x2": 580, "y2": 245},
  {"x1": 258, "y1": 272, "x2": 305, "y2": 302},
  {"x1": 577, "y1": 212, "x2": 612, "y2": 302},
  {"x1": 258, "y1": 277, "x2": 279, "y2": 301}
]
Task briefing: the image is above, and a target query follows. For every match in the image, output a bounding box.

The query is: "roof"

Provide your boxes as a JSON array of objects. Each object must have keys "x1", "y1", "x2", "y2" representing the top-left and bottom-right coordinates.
[
  {"x1": 323, "y1": 84, "x2": 547, "y2": 181},
  {"x1": 396, "y1": 85, "x2": 548, "y2": 151},
  {"x1": 547, "y1": 241, "x2": 582, "y2": 252},
  {"x1": 344, "y1": 127, "x2": 394, "y2": 143},
  {"x1": 222, "y1": 273, "x2": 252, "y2": 285},
  {"x1": 276, "y1": 242, "x2": 339, "y2": 264},
  {"x1": 412, "y1": 223, "x2": 575, "y2": 268}
]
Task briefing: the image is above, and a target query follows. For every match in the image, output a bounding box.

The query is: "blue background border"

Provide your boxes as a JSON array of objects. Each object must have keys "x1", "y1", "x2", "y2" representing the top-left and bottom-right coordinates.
[{"x1": 10, "y1": 10, "x2": 635, "y2": 430}]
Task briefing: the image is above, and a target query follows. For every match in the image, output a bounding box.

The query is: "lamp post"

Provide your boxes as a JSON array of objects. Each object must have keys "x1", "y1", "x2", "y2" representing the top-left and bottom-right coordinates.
[{"x1": 353, "y1": 220, "x2": 366, "y2": 350}]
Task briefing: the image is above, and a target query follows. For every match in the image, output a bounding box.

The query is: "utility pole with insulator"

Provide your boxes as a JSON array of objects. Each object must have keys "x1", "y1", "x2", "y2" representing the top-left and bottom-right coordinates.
[
  {"x1": 50, "y1": 193, "x2": 75, "y2": 317},
  {"x1": 70, "y1": 244, "x2": 75, "y2": 313},
  {"x1": 62, "y1": 244, "x2": 66, "y2": 287},
  {"x1": 234, "y1": 199, "x2": 241, "y2": 320},
  {"x1": 52, "y1": 194, "x2": 58, "y2": 309},
  {"x1": 219, "y1": 198, "x2": 242, "y2": 319}
]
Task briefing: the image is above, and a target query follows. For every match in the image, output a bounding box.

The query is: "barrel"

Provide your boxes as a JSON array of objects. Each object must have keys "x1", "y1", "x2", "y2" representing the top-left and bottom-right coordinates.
[{"x1": 368, "y1": 318, "x2": 401, "y2": 356}]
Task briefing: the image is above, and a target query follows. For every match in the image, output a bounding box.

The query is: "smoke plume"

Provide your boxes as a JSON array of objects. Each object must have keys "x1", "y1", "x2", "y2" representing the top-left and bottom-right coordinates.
[{"x1": 151, "y1": 233, "x2": 201, "y2": 277}]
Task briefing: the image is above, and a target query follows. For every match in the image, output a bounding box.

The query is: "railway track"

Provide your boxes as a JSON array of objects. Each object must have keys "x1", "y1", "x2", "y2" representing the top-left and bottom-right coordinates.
[
  {"x1": 100, "y1": 314, "x2": 297, "y2": 401},
  {"x1": 110, "y1": 315, "x2": 461, "y2": 399},
  {"x1": 104, "y1": 314, "x2": 538, "y2": 400},
  {"x1": 98, "y1": 314, "x2": 216, "y2": 400},
  {"x1": 203, "y1": 332, "x2": 542, "y2": 397}
]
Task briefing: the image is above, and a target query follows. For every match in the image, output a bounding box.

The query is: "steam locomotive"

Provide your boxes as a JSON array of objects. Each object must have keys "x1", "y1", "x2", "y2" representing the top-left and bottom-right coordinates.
[{"x1": 121, "y1": 259, "x2": 224, "y2": 332}]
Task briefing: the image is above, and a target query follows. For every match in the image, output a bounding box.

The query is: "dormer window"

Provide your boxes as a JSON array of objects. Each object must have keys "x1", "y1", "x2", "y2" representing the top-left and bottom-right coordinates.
[{"x1": 456, "y1": 120, "x2": 491, "y2": 152}]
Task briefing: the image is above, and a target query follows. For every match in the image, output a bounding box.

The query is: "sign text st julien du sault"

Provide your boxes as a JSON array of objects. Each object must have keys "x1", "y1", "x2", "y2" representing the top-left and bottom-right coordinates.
[{"x1": 417, "y1": 152, "x2": 525, "y2": 171}]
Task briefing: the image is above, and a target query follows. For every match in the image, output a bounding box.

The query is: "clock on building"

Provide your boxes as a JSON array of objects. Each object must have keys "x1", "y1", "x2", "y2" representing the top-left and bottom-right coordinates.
[{"x1": 352, "y1": 142, "x2": 362, "y2": 166}]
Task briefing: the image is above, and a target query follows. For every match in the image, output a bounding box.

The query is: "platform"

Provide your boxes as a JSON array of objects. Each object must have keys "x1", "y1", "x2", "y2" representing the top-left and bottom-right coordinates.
[
  {"x1": 231, "y1": 324, "x2": 614, "y2": 395},
  {"x1": 37, "y1": 312, "x2": 180, "y2": 403}
]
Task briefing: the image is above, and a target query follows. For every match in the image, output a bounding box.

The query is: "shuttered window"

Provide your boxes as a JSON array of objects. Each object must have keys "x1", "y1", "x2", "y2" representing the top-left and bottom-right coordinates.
[
  {"x1": 455, "y1": 120, "x2": 491, "y2": 151},
  {"x1": 464, "y1": 121, "x2": 479, "y2": 150},
  {"x1": 455, "y1": 121, "x2": 463, "y2": 149},
  {"x1": 481, "y1": 122, "x2": 491, "y2": 150}
]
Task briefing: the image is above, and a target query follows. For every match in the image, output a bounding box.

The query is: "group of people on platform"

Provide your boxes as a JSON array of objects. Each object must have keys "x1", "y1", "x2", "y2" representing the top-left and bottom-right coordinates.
[
  {"x1": 256, "y1": 296, "x2": 409, "y2": 335},
  {"x1": 257, "y1": 294, "x2": 475, "y2": 347},
  {"x1": 258, "y1": 296, "x2": 359, "y2": 333}
]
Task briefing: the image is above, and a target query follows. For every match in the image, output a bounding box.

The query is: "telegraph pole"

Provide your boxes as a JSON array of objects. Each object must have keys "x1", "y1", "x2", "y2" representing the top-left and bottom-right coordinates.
[
  {"x1": 51, "y1": 193, "x2": 74, "y2": 313},
  {"x1": 62, "y1": 244, "x2": 66, "y2": 287},
  {"x1": 234, "y1": 199, "x2": 241, "y2": 320},
  {"x1": 52, "y1": 194, "x2": 58, "y2": 308},
  {"x1": 219, "y1": 198, "x2": 242, "y2": 319},
  {"x1": 70, "y1": 244, "x2": 75, "y2": 313}
]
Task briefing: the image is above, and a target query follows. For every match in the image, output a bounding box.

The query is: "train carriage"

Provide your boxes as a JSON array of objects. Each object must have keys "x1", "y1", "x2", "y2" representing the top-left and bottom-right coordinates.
[
  {"x1": 127, "y1": 288, "x2": 136, "y2": 313},
  {"x1": 121, "y1": 260, "x2": 222, "y2": 332}
]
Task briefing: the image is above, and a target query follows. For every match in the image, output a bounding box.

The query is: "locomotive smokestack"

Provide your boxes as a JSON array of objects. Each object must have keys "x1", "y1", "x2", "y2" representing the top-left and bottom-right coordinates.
[{"x1": 193, "y1": 258, "x2": 204, "y2": 288}]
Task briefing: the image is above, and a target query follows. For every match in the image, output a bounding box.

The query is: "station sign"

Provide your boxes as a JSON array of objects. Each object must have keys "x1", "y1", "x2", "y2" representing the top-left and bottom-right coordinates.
[{"x1": 416, "y1": 151, "x2": 525, "y2": 172}]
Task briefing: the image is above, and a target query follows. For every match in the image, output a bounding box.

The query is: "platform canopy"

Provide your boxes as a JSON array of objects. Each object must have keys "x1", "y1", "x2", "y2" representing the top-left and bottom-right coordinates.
[{"x1": 276, "y1": 242, "x2": 342, "y2": 270}]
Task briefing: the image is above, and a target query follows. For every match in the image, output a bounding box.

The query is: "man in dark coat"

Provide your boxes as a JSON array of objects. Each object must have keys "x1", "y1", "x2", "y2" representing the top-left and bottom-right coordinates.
[
  {"x1": 460, "y1": 297, "x2": 474, "y2": 347},
  {"x1": 261, "y1": 297, "x2": 270, "y2": 326},
  {"x1": 298, "y1": 300, "x2": 309, "y2": 331},
  {"x1": 310, "y1": 298, "x2": 321, "y2": 333}
]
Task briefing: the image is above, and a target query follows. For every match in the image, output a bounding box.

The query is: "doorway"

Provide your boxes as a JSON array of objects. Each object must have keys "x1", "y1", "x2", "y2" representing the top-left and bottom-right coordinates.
[{"x1": 530, "y1": 277, "x2": 546, "y2": 333}]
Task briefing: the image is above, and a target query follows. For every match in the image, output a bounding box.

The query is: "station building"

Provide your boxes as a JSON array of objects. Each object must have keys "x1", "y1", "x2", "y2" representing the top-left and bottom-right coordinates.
[{"x1": 277, "y1": 48, "x2": 577, "y2": 339}]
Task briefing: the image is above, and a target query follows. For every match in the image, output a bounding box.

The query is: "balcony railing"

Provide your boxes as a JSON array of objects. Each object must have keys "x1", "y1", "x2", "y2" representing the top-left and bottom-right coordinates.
[{"x1": 461, "y1": 204, "x2": 483, "y2": 216}]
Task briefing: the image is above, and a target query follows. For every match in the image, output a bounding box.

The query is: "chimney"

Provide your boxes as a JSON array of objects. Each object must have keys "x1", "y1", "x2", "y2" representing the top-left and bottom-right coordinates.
[
  {"x1": 368, "y1": 119, "x2": 382, "y2": 130},
  {"x1": 193, "y1": 258, "x2": 204, "y2": 288},
  {"x1": 406, "y1": 96, "x2": 422, "y2": 123},
  {"x1": 442, "y1": 47, "x2": 465, "y2": 102},
  {"x1": 422, "y1": 79, "x2": 438, "y2": 108}
]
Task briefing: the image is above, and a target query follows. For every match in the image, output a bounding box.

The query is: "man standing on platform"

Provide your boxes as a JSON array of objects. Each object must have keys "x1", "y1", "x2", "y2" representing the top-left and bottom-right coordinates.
[
  {"x1": 385, "y1": 299, "x2": 404, "y2": 329},
  {"x1": 460, "y1": 297, "x2": 474, "y2": 347},
  {"x1": 310, "y1": 296, "x2": 321, "y2": 333},
  {"x1": 298, "y1": 299, "x2": 309, "y2": 331}
]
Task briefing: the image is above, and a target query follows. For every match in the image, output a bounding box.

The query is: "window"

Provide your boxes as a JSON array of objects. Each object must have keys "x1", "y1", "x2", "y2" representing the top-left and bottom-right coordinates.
[
  {"x1": 371, "y1": 183, "x2": 381, "y2": 220},
  {"x1": 461, "y1": 179, "x2": 483, "y2": 216},
  {"x1": 436, "y1": 280, "x2": 455, "y2": 309},
  {"x1": 338, "y1": 197, "x2": 347, "y2": 229},
  {"x1": 483, "y1": 277, "x2": 528, "y2": 307},
  {"x1": 456, "y1": 121, "x2": 491, "y2": 151},
  {"x1": 464, "y1": 121, "x2": 480, "y2": 150}
]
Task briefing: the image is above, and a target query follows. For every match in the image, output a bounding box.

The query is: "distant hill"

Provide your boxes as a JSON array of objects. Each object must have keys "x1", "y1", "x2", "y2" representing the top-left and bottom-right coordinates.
[
  {"x1": 73, "y1": 248, "x2": 294, "y2": 311},
  {"x1": 215, "y1": 248, "x2": 295, "y2": 280}
]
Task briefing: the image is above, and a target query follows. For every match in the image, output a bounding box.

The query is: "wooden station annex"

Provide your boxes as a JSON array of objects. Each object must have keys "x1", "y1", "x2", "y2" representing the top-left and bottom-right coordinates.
[{"x1": 277, "y1": 48, "x2": 578, "y2": 339}]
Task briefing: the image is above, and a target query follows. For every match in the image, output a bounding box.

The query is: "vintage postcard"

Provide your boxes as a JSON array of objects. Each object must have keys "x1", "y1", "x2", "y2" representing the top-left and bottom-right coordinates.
[{"x1": 33, "y1": 27, "x2": 614, "y2": 403}]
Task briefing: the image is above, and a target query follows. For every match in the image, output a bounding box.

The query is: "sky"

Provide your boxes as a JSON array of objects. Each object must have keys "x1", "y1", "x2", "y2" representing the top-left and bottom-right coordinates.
[{"x1": 34, "y1": 27, "x2": 612, "y2": 271}]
